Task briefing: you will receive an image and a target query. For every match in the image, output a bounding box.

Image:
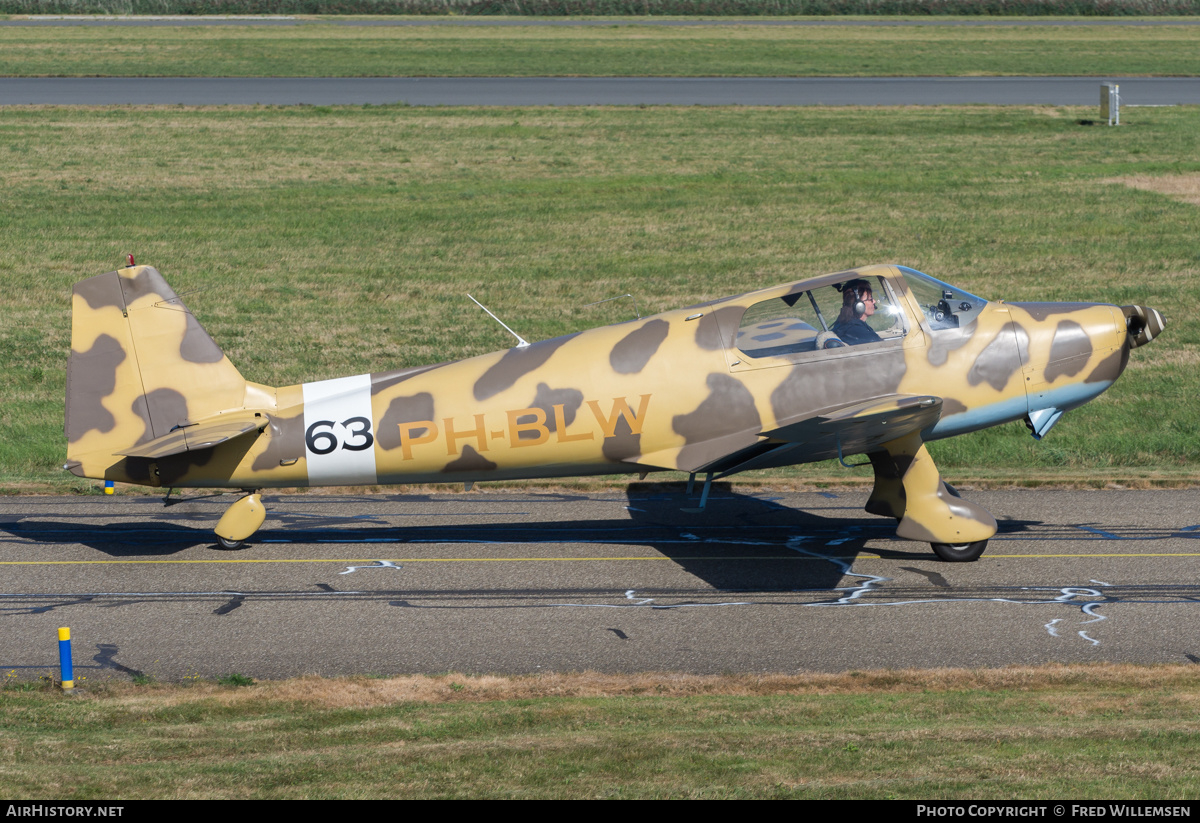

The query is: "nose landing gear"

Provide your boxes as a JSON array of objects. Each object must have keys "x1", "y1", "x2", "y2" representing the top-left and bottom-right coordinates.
[
  {"x1": 866, "y1": 431, "x2": 997, "y2": 562},
  {"x1": 930, "y1": 540, "x2": 990, "y2": 563}
]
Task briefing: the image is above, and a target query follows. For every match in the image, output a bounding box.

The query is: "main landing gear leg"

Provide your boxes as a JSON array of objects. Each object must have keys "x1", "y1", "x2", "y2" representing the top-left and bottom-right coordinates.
[
  {"x1": 681, "y1": 471, "x2": 714, "y2": 514},
  {"x1": 865, "y1": 431, "x2": 996, "y2": 562},
  {"x1": 215, "y1": 491, "x2": 266, "y2": 550}
]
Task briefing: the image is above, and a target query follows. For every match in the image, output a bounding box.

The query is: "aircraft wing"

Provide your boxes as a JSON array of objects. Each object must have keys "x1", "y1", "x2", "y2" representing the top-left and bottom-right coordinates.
[
  {"x1": 766, "y1": 394, "x2": 943, "y2": 449},
  {"x1": 117, "y1": 410, "x2": 270, "y2": 459},
  {"x1": 637, "y1": 394, "x2": 942, "y2": 477}
]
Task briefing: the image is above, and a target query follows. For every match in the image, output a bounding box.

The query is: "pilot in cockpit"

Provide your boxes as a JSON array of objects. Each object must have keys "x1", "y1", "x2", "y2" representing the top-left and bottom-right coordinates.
[{"x1": 831, "y1": 279, "x2": 883, "y2": 345}]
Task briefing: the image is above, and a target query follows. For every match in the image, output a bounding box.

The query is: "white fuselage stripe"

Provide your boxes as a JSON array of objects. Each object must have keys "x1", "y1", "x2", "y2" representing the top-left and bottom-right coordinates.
[{"x1": 301, "y1": 374, "x2": 377, "y2": 485}]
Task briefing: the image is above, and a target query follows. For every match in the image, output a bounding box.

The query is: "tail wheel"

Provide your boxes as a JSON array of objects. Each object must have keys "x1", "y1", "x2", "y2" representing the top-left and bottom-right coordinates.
[
  {"x1": 215, "y1": 492, "x2": 265, "y2": 550},
  {"x1": 930, "y1": 540, "x2": 988, "y2": 562}
]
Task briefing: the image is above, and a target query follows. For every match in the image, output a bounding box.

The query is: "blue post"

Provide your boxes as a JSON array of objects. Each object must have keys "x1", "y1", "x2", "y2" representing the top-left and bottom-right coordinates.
[
  {"x1": 104, "y1": 480, "x2": 114, "y2": 495},
  {"x1": 58, "y1": 627, "x2": 74, "y2": 690}
]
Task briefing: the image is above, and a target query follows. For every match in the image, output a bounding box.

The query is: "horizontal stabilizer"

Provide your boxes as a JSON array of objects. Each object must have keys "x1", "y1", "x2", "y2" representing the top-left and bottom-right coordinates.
[{"x1": 117, "y1": 410, "x2": 270, "y2": 459}]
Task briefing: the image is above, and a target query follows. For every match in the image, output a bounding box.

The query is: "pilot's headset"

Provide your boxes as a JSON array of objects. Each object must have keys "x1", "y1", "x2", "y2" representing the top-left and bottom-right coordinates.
[{"x1": 839, "y1": 280, "x2": 871, "y2": 318}]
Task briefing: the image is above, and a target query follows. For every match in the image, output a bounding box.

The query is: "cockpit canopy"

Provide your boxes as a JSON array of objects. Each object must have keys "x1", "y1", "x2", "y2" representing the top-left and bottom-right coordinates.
[
  {"x1": 896, "y1": 265, "x2": 988, "y2": 331},
  {"x1": 735, "y1": 266, "x2": 988, "y2": 360}
]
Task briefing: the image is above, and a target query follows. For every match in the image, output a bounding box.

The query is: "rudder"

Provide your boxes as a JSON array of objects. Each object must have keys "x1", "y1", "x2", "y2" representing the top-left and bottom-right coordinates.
[{"x1": 66, "y1": 266, "x2": 251, "y2": 479}]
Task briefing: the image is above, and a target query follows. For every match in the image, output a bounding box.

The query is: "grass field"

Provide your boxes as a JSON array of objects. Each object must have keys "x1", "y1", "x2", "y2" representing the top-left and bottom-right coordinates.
[
  {"x1": 3, "y1": 19, "x2": 1200, "y2": 76},
  {"x1": 4, "y1": 0, "x2": 1200, "y2": 14},
  {"x1": 4, "y1": 665, "x2": 1200, "y2": 799},
  {"x1": 2, "y1": 104, "x2": 1197, "y2": 491}
]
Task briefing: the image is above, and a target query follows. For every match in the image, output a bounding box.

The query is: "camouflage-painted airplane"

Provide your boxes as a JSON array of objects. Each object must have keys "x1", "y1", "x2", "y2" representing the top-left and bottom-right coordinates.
[{"x1": 66, "y1": 263, "x2": 1164, "y2": 561}]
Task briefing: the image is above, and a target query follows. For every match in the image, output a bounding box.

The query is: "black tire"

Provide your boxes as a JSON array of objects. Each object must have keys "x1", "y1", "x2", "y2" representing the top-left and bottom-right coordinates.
[
  {"x1": 216, "y1": 536, "x2": 246, "y2": 551},
  {"x1": 930, "y1": 539, "x2": 988, "y2": 562}
]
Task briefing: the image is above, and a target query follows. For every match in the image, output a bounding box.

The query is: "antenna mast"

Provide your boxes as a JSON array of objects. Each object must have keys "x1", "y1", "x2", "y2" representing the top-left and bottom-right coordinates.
[{"x1": 467, "y1": 294, "x2": 531, "y2": 349}]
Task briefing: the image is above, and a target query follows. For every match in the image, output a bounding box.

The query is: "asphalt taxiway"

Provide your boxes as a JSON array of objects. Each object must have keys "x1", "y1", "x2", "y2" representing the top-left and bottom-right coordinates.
[
  {"x1": 4, "y1": 76, "x2": 1198, "y2": 105},
  {"x1": 2, "y1": 487, "x2": 1198, "y2": 681}
]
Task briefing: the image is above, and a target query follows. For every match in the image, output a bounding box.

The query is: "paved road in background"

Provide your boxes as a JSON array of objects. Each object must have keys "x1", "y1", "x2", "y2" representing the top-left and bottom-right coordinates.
[
  {"x1": 5, "y1": 16, "x2": 1197, "y2": 105},
  {"x1": 4, "y1": 76, "x2": 1198, "y2": 105},
  {"x1": 3, "y1": 489, "x2": 1199, "y2": 680}
]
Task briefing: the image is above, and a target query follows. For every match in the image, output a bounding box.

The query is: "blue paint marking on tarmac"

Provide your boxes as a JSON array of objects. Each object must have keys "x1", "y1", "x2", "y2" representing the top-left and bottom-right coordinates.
[
  {"x1": 277, "y1": 510, "x2": 527, "y2": 520},
  {"x1": 8, "y1": 519, "x2": 1200, "y2": 547},
  {"x1": 274, "y1": 513, "x2": 390, "y2": 526},
  {"x1": 1075, "y1": 525, "x2": 1124, "y2": 540},
  {"x1": 989, "y1": 525, "x2": 1200, "y2": 542},
  {"x1": 261, "y1": 537, "x2": 400, "y2": 543}
]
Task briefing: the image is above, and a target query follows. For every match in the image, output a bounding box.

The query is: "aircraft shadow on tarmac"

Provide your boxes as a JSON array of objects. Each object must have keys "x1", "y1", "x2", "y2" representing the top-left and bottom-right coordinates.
[{"x1": 0, "y1": 482, "x2": 1038, "y2": 592}]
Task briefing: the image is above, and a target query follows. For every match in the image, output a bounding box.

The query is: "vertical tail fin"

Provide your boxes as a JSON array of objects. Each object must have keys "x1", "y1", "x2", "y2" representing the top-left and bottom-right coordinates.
[{"x1": 66, "y1": 266, "x2": 250, "y2": 478}]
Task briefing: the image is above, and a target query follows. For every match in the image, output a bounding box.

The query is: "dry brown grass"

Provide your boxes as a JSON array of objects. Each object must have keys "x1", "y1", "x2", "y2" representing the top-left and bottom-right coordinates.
[
  {"x1": 1109, "y1": 173, "x2": 1200, "y2": 207},
  {"x1": 89, "y1": 663, "x2": 1200, "y2": 710},
  {"x1": 12, "y1": 662, "x2": 1200, "y2": 799}
]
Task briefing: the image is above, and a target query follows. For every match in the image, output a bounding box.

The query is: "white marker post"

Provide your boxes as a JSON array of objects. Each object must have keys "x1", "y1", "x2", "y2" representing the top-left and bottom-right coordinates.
[{"x1": 1101, "y1": 83, "x2": 1120, "y2": 126}]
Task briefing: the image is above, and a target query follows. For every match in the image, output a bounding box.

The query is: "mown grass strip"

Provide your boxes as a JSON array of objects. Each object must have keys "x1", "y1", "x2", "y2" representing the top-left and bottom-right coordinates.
[
  {"x1": 4, "y1": 20, "x2": 1200, "y2": 76},
  {"x1": 1, "y1": 105, "x2": 1197, "y2": 490},
  {"x1": 4, "y1": 665, "x2": 1200, "y2": 798}
]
